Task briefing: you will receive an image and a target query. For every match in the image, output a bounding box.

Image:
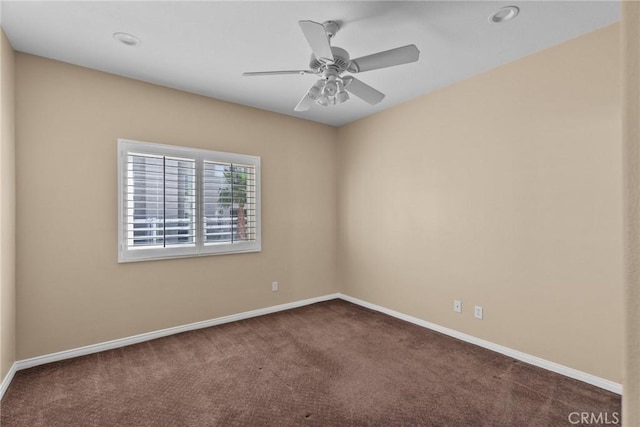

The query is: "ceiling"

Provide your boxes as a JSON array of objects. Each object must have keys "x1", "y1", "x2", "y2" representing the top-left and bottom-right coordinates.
[{"x1": 1, "y1": 1, "x2": 620, "y2": 127}]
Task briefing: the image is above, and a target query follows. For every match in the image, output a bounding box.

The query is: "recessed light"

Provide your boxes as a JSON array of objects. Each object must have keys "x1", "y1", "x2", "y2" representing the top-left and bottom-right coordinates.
[
  {"x1": 113, "y1": 32, "x2": 140, "y2": 46},
  {"x1": 489, "y1": 6, "x2": 520, "y2": 23}
]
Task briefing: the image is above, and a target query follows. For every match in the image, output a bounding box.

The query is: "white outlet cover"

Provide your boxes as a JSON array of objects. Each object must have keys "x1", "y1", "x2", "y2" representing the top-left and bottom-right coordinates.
[
  {"x1": 271, "y1": 281, "x2": 278, "y2": 292},
  {"x1": 454, "y1": 300, "x2": 462, "y2": 313},
  {"x1": 474, "y1": 306, "x2": 483, "y2": 320}
]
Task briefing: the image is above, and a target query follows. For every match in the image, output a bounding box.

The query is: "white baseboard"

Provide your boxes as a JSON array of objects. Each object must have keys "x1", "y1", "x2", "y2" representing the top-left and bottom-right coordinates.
[
  {"x1": 337, "y1": 293, "x2": 623, "y2": 395},
  {"x1": 0, "y1": 362, "x2": 17, "y2": 400},
  {"x1": 1, "y1": 291, "x2": 622, "y2": 400},
  {"x1": 0, "y1": 293, "x2": 339, "y2": 400}
]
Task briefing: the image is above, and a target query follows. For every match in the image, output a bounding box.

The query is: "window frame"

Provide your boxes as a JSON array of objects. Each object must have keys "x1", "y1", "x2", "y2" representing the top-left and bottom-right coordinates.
[{"x1": 118, "y1": 138, "x2": 261, "y2": 263}]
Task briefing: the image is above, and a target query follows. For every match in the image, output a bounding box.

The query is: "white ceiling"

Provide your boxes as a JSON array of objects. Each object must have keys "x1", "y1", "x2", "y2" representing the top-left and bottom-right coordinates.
[{"x1": 1, "y1": 1, "x2": 619, "y2": 127}]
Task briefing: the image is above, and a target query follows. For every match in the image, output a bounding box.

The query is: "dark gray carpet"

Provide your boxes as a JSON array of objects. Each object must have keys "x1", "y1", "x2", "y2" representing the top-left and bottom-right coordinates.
[{"x1": 1, "y1": 300, "x2": 621, "y2": 426}]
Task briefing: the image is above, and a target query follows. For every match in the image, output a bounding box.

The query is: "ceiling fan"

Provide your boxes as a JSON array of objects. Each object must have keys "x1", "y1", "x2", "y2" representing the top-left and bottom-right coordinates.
[{"x1": 242, "y1": 20, "x2": 420, "y2": 111}]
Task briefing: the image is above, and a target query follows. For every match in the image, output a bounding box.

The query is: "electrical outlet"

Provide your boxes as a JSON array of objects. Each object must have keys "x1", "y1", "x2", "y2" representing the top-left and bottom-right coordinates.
[
  {"x1": 271, "y1": 281, "x2": 278, "y2": 292},
  {"x1": 454, "y1": 300, "x2": 462, "y2": 313},
  {"x1": 474, "y1": 306, "x2": 483, "y2": 320}
]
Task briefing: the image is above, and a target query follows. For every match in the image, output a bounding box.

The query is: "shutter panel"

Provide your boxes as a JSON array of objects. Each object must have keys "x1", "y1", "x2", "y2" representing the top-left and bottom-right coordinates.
[
  {"x1": 203, "y1": 161, "x2": 257, "y2": 244},
  {"x1": 126, "y1": 153, "x2": 196, "y2": 249}
]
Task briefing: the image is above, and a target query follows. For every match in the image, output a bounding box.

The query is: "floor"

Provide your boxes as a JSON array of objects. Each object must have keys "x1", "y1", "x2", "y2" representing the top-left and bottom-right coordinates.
[{"x1": 0, "y1": 300, "x2": 621, "y2": 426}]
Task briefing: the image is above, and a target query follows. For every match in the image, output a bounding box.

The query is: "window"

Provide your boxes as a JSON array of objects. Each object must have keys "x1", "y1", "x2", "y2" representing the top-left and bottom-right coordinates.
[{"x1": 118, "y1": 139, "x2": 260, "y2": 262}]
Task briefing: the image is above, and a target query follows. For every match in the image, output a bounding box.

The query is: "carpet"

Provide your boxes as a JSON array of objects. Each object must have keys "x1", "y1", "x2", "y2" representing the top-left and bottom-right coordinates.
[{"x1": 0, "y1": 300, "x2": 621, "y2": 426}]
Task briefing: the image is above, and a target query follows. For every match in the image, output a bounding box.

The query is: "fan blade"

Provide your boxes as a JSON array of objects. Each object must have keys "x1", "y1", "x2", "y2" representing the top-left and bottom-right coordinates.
[
  {"x1": 343, "y1": 76, "x2": 385, "y2": 105},
  {"x1": 349, "y1": 45, "x2": 420, "y2": 73},
  {"x1": 242, "y1": 70, "x2": 313, "y2": 76},
  {"x1": 294, "y1": 91, "x2": 316, "y2": 112},
  {"x1": 299, "y1": 20, "x2": 334, "y2": 62}
]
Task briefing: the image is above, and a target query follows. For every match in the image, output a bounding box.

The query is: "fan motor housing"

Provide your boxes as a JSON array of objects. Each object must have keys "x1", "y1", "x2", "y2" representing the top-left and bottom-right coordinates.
[{"x1": 309, "y1": 46, "x2": 351, "y2": 74}]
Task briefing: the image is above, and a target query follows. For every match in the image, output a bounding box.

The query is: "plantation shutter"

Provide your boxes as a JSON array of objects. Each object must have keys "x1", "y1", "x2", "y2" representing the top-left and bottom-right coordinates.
[
  {"x1": 119, "y1": 139, "x2": 260, "y2": 262},
  {"x1": 203, "y1": 161, "x2": 257, "y2": 244},
  {"x1": 125, "y1": 153, "x2": 196, "y2": 249}
]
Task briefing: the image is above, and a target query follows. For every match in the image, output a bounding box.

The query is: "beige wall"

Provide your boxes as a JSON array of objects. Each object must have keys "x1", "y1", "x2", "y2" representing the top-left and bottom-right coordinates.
[
  {"x1": 0, "y1": 29, "x2": 16, "y2": 381},
  {"x1": 623, "y1": 2, "x2": 640, "y2": 425},
  {"x1": 15, "y1": 53, "x2": 338, "y2": 359},
  {"x1": 337, "y1": 24, "x2": 623, "y2": 383}
]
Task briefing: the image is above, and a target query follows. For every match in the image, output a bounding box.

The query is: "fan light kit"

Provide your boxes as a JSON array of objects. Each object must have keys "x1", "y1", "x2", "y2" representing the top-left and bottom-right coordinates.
[
  {"x1": 489, "y1": 6, "x2": 520, "y2": 23},
  {"x1": 242, "y1": 20, "x2": 420, "y2": 111}
]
